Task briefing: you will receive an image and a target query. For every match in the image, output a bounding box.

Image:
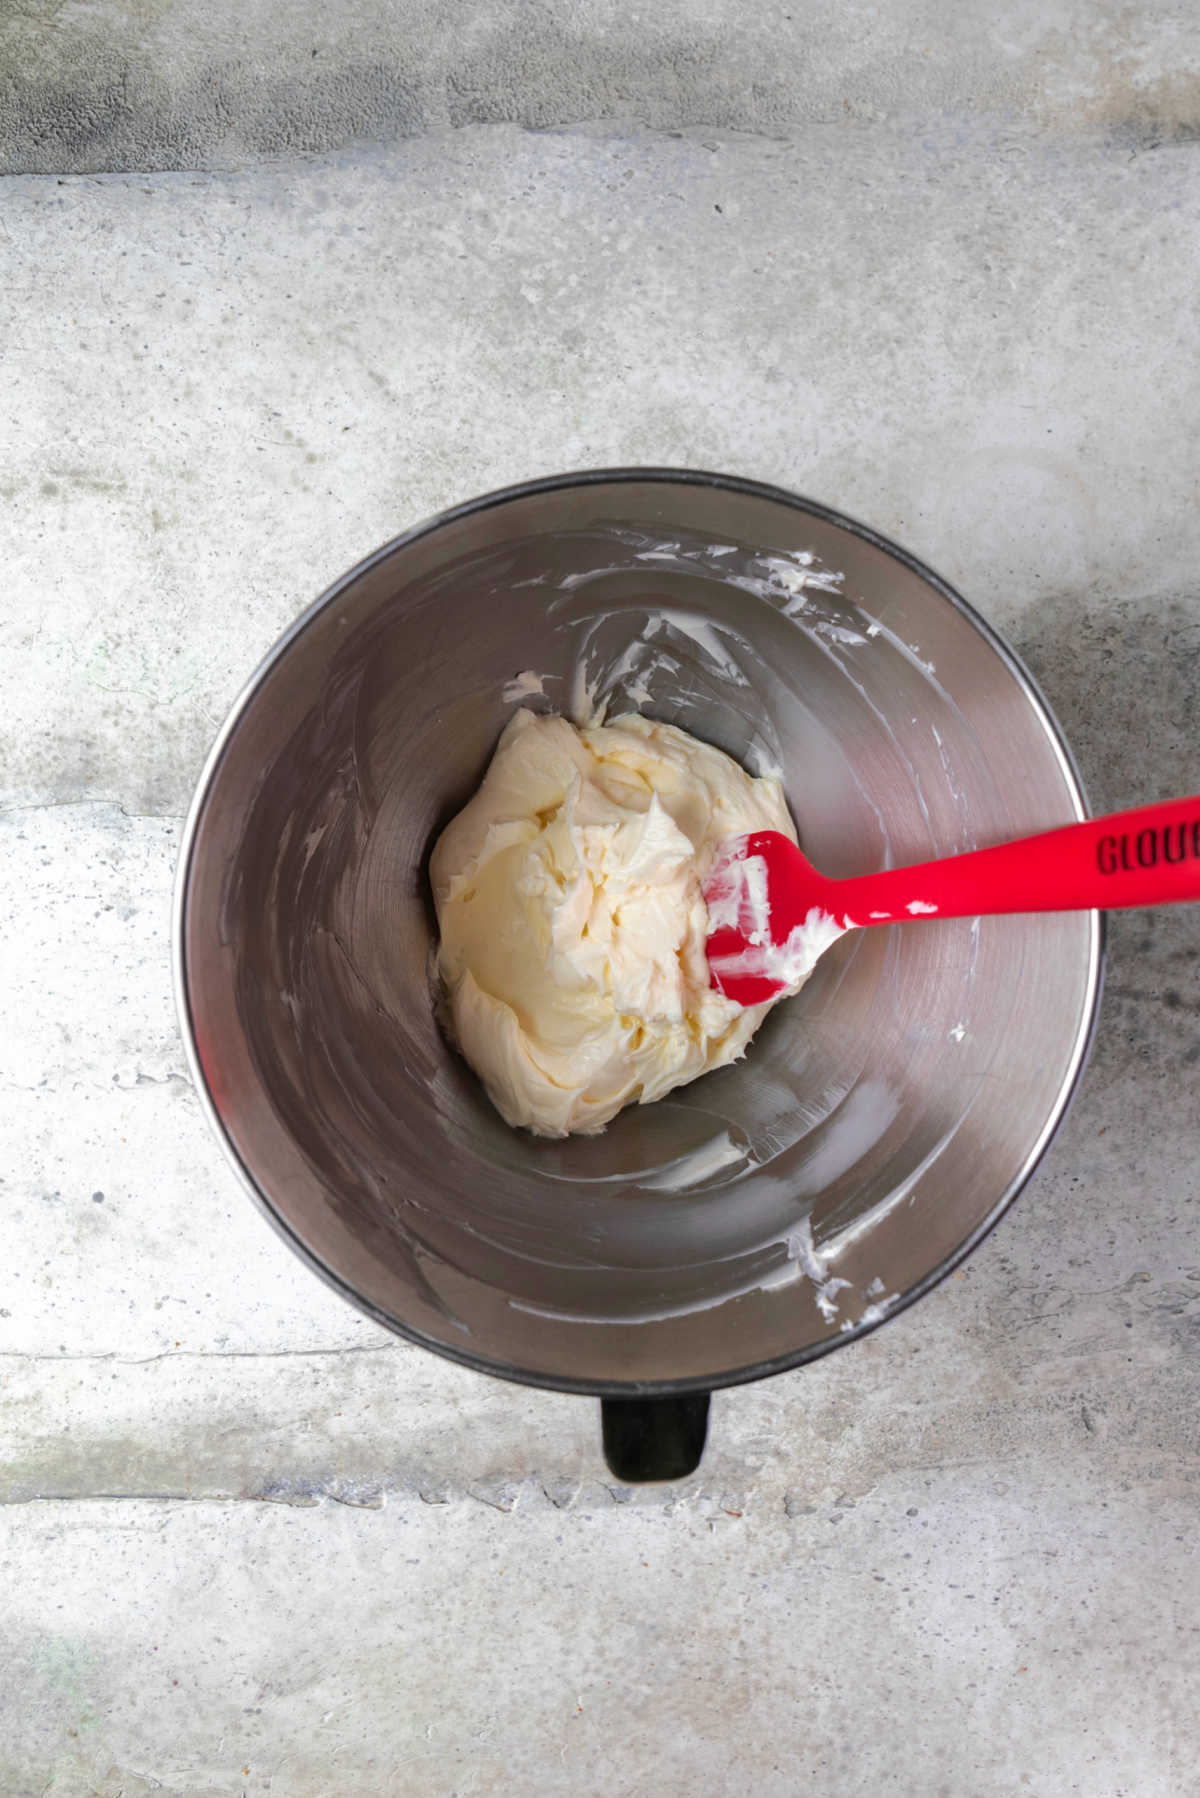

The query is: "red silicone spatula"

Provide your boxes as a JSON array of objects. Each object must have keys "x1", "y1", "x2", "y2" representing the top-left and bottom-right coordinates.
[{"x1": 704, "y1": 795, "x2": 1200, "y2": 1007}]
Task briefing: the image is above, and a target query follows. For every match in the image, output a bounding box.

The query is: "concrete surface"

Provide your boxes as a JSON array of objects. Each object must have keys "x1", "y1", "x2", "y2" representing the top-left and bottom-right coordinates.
[
  {"x1": 3, "y1": 0, "x2": 1200, "y2": 175},
  {"x1": 2, "y1": 15, "x2": 1200, "y2": 1798}
]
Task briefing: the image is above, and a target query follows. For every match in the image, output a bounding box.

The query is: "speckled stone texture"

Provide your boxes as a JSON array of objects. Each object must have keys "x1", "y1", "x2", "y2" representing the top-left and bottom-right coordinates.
[
  {"x1": 2, "y1": 14, "x2": 1199, "y2": 1795},
  {"x1": 3, "y1": 0, "x2": 1198, "y2": 176}
]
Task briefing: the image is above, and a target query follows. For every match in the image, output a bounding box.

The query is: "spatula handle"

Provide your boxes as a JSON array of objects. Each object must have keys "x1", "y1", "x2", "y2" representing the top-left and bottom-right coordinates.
[{"x1": 843, "y1": 795, "x2": 1200, "y2": 924}]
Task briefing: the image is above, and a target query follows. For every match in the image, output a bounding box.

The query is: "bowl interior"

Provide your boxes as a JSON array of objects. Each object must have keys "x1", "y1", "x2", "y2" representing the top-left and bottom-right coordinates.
[{"x1": 180, "y1": 475, "x2": 1100, "y2": 1389}]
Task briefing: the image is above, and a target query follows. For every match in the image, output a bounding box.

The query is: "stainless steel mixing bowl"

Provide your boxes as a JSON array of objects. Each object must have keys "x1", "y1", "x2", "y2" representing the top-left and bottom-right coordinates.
[{"x1": 174, "y1": 470, "x2": 1102, "y2": 1479}]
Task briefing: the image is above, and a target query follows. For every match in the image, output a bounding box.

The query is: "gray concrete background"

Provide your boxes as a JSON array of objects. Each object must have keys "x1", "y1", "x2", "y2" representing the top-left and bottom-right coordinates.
[
  {"x1": 2, "y1": 6, "x2": 1199, "y2": 1796},
  {"x1": 2, "y1": 0, "x2": 1200, "y2": 174}
]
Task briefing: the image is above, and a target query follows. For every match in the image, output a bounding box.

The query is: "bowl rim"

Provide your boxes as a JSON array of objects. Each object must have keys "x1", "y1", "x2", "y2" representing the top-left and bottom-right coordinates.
[{"x1": 173, "y1": 466, "x2": 1106, "y2": 1397}]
